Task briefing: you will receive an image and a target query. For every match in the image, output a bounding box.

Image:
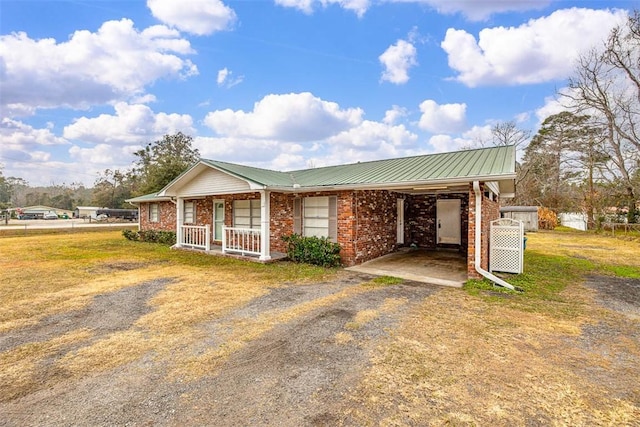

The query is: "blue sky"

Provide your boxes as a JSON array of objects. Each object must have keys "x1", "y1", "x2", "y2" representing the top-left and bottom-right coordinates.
[{"x1": 0, "y1": 0, "x2": 635, "y2": 186}]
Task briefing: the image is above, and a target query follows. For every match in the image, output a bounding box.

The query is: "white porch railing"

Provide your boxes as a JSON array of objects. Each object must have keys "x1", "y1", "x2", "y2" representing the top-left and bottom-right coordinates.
[
  {"x1": 180, "y1": 224, "x2": 211, "y2": 251},
  {"x1": 222, "y1": 226, "x2": 261, "y2": 257}
]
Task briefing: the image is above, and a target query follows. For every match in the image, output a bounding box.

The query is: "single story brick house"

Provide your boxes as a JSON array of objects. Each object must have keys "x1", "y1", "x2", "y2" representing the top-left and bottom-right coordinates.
[{"x1": 126, "y1": 145, "x2": 516, "y2": 280}]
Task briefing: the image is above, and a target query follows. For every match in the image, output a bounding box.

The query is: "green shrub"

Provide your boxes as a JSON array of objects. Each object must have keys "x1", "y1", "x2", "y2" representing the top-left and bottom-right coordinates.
[
  {"x1": 282, "y1": 234, "x2": 341, "y2": 268},
  {"x1": 122, "y1": 229, "x2": 176, "y2": 245},
  {"x1": 122, "y1": 229, "x2": 140, "y2": 241}
]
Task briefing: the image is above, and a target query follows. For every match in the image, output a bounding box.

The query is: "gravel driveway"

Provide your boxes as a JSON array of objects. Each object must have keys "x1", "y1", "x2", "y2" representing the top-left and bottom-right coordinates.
[{"x1": 0, "y1": 272, "x2": 440, "y2": 426}]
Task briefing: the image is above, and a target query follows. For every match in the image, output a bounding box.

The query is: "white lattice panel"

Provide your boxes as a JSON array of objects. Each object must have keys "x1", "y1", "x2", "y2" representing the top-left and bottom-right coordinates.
[{"x1": 490, "y1": 218, "x2": 524, "y2": 274}]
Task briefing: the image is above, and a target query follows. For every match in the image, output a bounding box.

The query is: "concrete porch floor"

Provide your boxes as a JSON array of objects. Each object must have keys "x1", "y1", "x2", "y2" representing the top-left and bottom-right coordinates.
[
  {"x1": 174, "y1": 244, "x2": 288, "y2": 263},
  {"x1": 346, "y1": 248, "x2": 468, "y2": 287}
]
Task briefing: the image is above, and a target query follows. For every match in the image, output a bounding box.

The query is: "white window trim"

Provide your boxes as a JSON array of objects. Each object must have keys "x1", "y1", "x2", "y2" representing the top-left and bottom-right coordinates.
[
  {"x1": 233, "y1": 199, "x2": 261, "y2": 229},
  {"x1": 294, "y1": 196, "x2": 337, "y2": 241},
  {"x1": 149, "y1": 203, "x2": 159, "y2": 223},
  {"x1": 184, "y1": 201, "x2": 195, "y2": 224}
]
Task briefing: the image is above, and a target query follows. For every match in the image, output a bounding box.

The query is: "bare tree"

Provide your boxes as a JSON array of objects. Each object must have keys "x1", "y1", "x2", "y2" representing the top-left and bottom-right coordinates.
[
  {"x1": 564, "y1": 11, "x2": 640, "y2": 222},
  {"x1": 491, "y1": 120, "x2": 531, "y2": 149}
]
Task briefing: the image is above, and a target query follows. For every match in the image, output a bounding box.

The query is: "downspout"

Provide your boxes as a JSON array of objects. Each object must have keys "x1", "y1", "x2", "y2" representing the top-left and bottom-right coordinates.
[{"x1": 473, "y1": 181, "x2": 517, "y2": 291}]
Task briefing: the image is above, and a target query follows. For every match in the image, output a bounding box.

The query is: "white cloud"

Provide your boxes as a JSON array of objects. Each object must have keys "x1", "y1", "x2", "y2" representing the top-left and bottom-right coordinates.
[
  {"x1": 217, "y1": 68, "x2": 229, "y2": 85},
  {"x1": 462, "y1": 125, "x2": 493, "y2": 145},
  {"x1": 383, "y1": 105, "x2": 407, "y2": 125},
  {"x1": 428, "y1": 134, "x2": 472, "y2": 152},
  {"x1": 418, "y1": 100, "x2": 467, "y2": 134},
  {"x1": 323, "y1": 0, "x2": 370, "y2": 17},
  {"x1": 390, "y1": 0, "x2": 552, "y2": 21},
  {"x1": 327, "y1": 120, "x2": 418, "y2": 150},
  {"x1": 68, "y1": 144, "x2": 128, "y2": 165},
  {"x1": 194, "y1": 136, "x2": 305, "y2": 166},
  {"x1": 274, "y1": 0, "x2": 370, "y2": 17},
  {"x1": 217, "y1": 67, "x2": 244, "y2": 88},
  {"x1": 0, "y1": 119, "x2": 93, "y2": 186},
  {"x1": 379, "y1": 39, "x2": 417, "y2": 84},
  {"x1": 441, "y1": 8, "x2": 628, "y2": 87},
  {"x1": 0, "y1": 19, "x2": 197, "y2": 113},
  {"x1": 147, "y1": 0, "x2": 236, "y2": 35},
  {"x1": 534, "y1": 86, "x2": 581, "y2": 124},
  {"x1": 1, "y1": 118, "x2": 69, "y2": 148},
  {"x1": 196, "y1": 108, "x2": 420, "y2": 172},
  {"x1": 204, "y1": 92, "x2": 363, "y2": 142},
  {"x1": 63, "y1": 103, "x2": 195, "y2": 144},
  {"x1": 275, "y1": 0, "x2": 314, "y2": 14}
]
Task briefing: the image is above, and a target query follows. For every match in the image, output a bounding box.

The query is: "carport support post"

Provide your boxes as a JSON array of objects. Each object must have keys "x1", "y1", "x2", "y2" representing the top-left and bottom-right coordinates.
[
  {"x1": 259, "y1": 190, "x2": 271, "y2": 261},
  {"x1": 176, "y1": 197, "x2": 183, "y2": 248}
]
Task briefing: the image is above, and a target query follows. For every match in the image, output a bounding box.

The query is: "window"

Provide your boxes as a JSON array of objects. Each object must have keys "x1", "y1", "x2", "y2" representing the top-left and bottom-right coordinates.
[
  {"x1": 184, "y1": 201, "x2": 195, "y2": 224},
  {"x1": 294, "y1": 196, "x2": 337, "y2": 241},
  {"x1": 149, "y1": 203, "x2": 159, "y2": 223},
  {"x1": 233, "y1": 199, "x2": 261, "y2": 229}
]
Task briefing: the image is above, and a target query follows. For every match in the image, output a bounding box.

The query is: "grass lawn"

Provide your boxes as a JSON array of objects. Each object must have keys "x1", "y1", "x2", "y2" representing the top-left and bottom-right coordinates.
[
  {"x1": 346, "y1": 230, "x2": 640, "y2": 426},
  {"x1": 1, "y1": 228, "x2": 639, "y2": 425},
  {"x1": 0, "y1": 229, "x2": 334, "y2": 401}
]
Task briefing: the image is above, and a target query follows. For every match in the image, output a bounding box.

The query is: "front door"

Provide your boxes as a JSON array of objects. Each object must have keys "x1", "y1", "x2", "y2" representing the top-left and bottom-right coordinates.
[
  {"x1": 213, "y1": 201, "x2": 224, "y2": 241},
  {"x1": 436, "y1": 199, "x2": 461, "y2": 245},
  {"x1": 397, "y1": 199, "x2": 404, "y2": 245}
]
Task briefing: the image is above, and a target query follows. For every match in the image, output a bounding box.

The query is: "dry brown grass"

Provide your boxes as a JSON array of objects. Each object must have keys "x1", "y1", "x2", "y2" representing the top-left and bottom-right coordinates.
[
  {"x1": 529, "y1": 230, "x2": 640, "y2": 268},
  {"x1": 345, "y1": 288, "x2": 639, "y2": 426},
  {"x1": 0, "y1": 329, "x2": 94, "y2": 401},
  {"x1": 344, "y1": 231, "x2": 640, "y2": 426},
  {"x1": 0, "y1": 230, "x2": 334, "y2": 401},
  {"x1": 172, "y1": 283, "x2": 369, "y2": 380}
]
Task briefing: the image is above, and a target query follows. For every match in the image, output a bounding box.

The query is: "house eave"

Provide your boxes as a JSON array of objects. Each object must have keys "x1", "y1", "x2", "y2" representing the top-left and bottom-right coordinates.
[
  {"x1": 158, "y1": 161, "x2": 266, "y2": 197},
  {"x1": 266, "y1": 173, "x2": 517, "y2": 194}
]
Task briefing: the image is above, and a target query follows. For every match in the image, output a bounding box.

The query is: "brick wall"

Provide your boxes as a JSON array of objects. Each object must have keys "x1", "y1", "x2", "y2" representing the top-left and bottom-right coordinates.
[
  {"x1": 139, "y1": 201, "x2": 176, "y2": 231},
  {"x1": 466, "y1": 183, "x2": 500, "y2": 278},
  {"x1": 348, "y1": 190, "x2": 400, "y2": 265},
  {"x1": 137, "y1": 188, "x2": 480, "y2": 276},
  {"x1": 404, "y1": 193, "x2": 468, "y2": 251}
]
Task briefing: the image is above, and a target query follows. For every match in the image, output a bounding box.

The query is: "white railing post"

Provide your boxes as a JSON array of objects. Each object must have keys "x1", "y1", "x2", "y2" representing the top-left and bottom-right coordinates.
[
  {"x1": 205, "y1": 224, "x2": 211, "y2": 251},
  {"x1": 222, "y1": 225, "x2": 227, "y2": 254},
  {"x1": 259, "y1": 190, "x2": 271, "y2": 261},
  {"x1": 176, "y1": 197, "x2": 183, "y2": 248}
]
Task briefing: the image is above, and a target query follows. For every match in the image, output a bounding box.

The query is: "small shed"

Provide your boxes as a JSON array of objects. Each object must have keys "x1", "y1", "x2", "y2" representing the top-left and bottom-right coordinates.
[
  {"x1": 500, "y1": 206, "x2": 538, "y2": 232},
  {"x1": 74, "y1": 206, "x2": 103, "y2": 219}
]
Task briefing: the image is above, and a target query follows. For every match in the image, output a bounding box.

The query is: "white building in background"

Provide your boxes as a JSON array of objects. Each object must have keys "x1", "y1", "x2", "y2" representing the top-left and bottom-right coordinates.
[
  {"x1": 74, "y1": 206, "x2": 102, "y2": 219},
  {"x1": 500, "y1": 206, "x2": 538, "y2": 232},
  {"x1": 558, "y1": 212, "x2": 588, "y2": 231}
]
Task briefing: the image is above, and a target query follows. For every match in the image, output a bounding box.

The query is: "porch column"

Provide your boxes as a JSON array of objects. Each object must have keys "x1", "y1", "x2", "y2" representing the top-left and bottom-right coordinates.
[
  {"x1": 259, "y1": 190, "x2": 271, "y2": 261},
  {"x1": 176, "y1": 197, "x2": 184, "y2": 248}
]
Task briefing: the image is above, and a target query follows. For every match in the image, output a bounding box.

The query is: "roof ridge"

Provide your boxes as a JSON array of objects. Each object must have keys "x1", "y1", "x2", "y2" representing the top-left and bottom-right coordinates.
[{"x1": 288, "y1": 145, "x2": 514, "y2": 174}]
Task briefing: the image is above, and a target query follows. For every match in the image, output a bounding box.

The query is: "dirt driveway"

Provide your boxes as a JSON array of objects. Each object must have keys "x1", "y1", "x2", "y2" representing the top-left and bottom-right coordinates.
[{"x1": 0, "y1": 271, "x2": 440, "y2": 426}]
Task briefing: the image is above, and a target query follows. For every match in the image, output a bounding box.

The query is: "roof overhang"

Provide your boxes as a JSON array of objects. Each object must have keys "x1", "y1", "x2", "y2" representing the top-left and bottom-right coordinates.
[
  {"x1": 125, "y1": 195, "x2": 172, "y2": 205},
  {"x1": 267, "y1": 173, "x2": 517, "y2": 196}
]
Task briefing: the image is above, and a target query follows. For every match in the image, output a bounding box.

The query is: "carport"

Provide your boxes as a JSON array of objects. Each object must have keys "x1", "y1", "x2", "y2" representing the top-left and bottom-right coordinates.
[{"x1": 346, "y1": 248, "x2": 468, "y2": 287}]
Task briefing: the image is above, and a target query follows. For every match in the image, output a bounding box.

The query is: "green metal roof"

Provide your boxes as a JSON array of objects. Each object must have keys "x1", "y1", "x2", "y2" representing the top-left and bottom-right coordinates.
[
  {"x1": 129, "y1": 145, "x2": 516, "y2": 202},
  {"x1": 203, "y1": 145, "x2": 515, "y2": 189},
  {"x1": 125, "y1": 192, "x2": 171, "y2": 204},
  {"x1": 200, "y1": 159, "x2": 295, "y2": 187}
]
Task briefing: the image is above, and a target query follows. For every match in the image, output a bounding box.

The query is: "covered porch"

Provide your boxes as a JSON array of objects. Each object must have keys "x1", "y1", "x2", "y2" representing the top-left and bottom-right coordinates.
[{"x1": 175, "y1": 223, "x2": 285, "y2": 262}]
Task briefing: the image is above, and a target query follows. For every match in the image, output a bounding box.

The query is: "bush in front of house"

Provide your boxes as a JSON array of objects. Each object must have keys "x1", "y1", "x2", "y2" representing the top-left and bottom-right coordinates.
[
  {"x1": 122, "y1": 229, "x2": 176, "y2": 245},
  {"x1": 282, "y1": 234, "x2": 341, "y2": 268}
]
